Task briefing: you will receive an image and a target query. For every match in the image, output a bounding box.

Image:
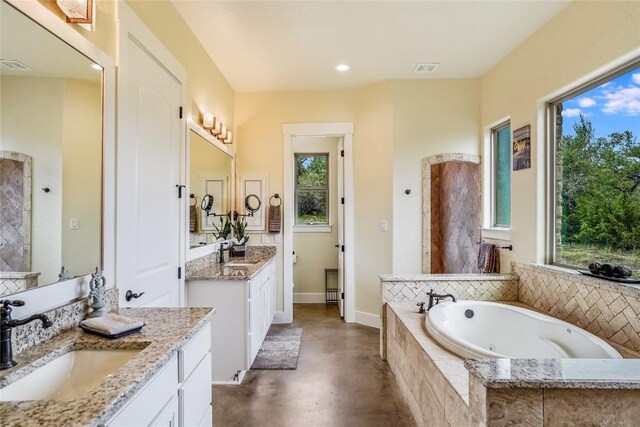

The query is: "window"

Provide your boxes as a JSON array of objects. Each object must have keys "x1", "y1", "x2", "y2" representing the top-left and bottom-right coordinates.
[
  {"x1": 492, "y1": 122, "x2": 511, "y2": 227},
  {"x1": 295, "y1": 153, "x2": 329, "y2": 225},
  {"x1": 549, "y1": 63, "x2": 640, "y2": 275}
]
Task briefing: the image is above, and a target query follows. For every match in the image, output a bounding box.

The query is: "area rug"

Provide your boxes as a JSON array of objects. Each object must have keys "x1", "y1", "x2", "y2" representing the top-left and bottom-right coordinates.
[{"x1": 250, "y1": 326, "x2": 303, "y2": 370}]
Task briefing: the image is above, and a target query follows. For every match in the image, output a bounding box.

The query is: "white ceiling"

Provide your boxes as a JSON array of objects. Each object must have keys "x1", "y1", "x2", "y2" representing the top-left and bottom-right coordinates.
[{"x1": 173, "y1": 0, "x2": 570, "y2": 93}]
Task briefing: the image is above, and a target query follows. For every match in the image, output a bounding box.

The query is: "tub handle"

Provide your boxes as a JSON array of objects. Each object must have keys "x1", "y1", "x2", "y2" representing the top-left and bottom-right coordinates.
[{"x1": 417, "y1": 302, "x2": 426, "y2": 314}]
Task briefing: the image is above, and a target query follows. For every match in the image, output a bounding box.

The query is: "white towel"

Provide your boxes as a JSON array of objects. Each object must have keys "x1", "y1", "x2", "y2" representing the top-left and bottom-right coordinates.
[{"x1": 80, "y1": 313, "x2": 144, "y2": 337}]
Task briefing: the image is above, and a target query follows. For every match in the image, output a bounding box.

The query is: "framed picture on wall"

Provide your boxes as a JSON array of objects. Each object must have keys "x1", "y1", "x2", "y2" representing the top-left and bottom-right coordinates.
[{"x1": 513, "y1": 125, "x2": 531, "y2": 171}]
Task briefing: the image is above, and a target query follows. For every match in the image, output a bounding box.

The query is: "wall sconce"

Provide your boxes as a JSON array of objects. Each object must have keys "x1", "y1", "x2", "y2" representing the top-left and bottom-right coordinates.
[
  {"x1": 56, "y1": 0, "x2": 93, "y2": 24},
  {"x1": 212, "y1": 120, "x2": 222, "y2": 136},
  {"x1": 203, "y1": 113, "x2": 215, "y2": 130},
  {"x1": 223, "y1": 131, "x2": 233, "y2": 144},
  {"x1": 218, "y1": 125, "x2": 227, "y2": 141}
]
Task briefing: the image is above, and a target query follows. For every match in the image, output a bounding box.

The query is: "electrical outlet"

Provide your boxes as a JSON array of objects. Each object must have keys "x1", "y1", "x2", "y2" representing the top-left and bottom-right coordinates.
[
  {"x1": 379, "y1": 220, "x2": 388, "y2": 232},
  {"x1": 274, "y1": 233, "x2": 281, "y2": 243},
  {"x1": 261, "y1": 234, "x2": 269, "y2": 243},
  {"x1": 70, "y1": 218, "x2": 79, "y2": 229}
]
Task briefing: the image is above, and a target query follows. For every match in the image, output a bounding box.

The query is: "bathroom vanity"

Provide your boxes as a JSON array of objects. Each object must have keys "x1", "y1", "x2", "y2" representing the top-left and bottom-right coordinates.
[
  {"x1": 186, "y1": 249, "x2": 276, "y2": 383},
  {"x1": 0, "y1": 307, "x2": 214, "y2": 427}
]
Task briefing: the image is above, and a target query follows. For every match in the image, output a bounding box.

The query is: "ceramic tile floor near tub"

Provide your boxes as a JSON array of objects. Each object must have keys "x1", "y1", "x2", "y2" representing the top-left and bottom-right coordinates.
[{"x1": 213, "y1": 304, "x2": 416, "y2": 427}]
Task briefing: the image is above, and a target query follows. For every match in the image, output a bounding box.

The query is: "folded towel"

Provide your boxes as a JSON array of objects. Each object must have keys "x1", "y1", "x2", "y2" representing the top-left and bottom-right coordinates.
[
  {"x1": 477, "y1": 242, "x2": 500, "y2": 273},
  {"x1": 80, "y1": 313, "x2": 144, "y2": 338}
]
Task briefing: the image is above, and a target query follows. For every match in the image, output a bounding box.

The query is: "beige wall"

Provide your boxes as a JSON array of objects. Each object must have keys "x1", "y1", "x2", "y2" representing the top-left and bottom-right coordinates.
[
  {"x1": 392, "y1": 80, "x2": 480, "y2": 274},
  {"x1": 292, "y1": 136, "x2": 339, "y2": 296},
  {"x1": 480, "y1": 1, "x2": 640, "y2": 270},
  {"x1": 235, "y1": 89, "x2": 356, "y2": 311},
  {"x1": 61, "y1": 79, "x2": 102, "y2": 278},
  {"x1": 125, "y1": 0, "x2": 235, "y2": 130}
]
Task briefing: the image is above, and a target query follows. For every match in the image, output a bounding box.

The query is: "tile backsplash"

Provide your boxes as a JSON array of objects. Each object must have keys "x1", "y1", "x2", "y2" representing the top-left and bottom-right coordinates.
[{"x1": 514, "y1": 262, "x2": 640, "y2": 353}]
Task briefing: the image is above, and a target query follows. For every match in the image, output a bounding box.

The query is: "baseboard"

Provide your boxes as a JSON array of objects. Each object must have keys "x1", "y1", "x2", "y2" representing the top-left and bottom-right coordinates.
[
  {"x1": 211, "y1": 370, "x2": 246, "y2": 385},
  {"x1": 355, "y1": 311, "x2": 381, "y2": 329},
  {"x1": 293, "y1": 293, "x2": 325, "y2": 303},
  {"x1": 272, "y1": 311, "x2": 287, "y2": 324}
]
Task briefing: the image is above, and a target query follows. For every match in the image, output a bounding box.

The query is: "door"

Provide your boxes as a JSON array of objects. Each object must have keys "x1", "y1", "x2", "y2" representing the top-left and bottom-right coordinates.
[
  {"x1": 117, "y1": 35, "x2": 182, "y2": 307},
  {"x1": 337, "y1": 138, "x2": 345, "y2": 318}
]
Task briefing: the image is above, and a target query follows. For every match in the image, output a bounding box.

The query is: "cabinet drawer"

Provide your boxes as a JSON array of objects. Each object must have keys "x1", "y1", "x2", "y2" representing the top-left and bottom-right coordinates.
[
  {"x1": 180, "y1": 353, "x2": 212, "y2": 427},
  {"x1": 179, "y1": 321, "x2": 211, "y2": 381},
  {"x1": 150, "y1": 395, "x2": 178, "y2": 427},
  {"x1": 107, "y1": 356, "x2": 178, "y2": 427}
]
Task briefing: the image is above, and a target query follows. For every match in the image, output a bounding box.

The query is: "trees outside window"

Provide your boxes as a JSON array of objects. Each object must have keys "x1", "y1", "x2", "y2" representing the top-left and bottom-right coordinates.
[{"x1": 295, "y1": 153, "x2": 329, "y2": 225}]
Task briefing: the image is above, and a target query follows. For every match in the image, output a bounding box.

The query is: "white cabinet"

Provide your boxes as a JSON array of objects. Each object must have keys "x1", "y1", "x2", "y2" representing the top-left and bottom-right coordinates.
[
  {"x1": 107, "y1": 321, "x2": 212, "y2": 427},
  {"x1": 186, "y1": 258, "x2": 275, "y2": 383}
]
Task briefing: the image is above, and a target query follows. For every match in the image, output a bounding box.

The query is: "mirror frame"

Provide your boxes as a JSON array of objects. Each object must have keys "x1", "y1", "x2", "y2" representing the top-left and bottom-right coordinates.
[
  {"x1": 186, "y1": 118, "x2": 235, "y2": 261},
  {"x1": 3, "y1": 0, "x2": 115, "y2": 317}
]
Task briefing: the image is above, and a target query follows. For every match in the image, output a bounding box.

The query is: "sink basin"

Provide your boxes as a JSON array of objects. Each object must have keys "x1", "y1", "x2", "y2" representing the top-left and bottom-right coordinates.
[
  {"x1": 222, "y1": 266, "x2": 249, "y2": 277},
  {"x1": 227, "y1": 260, "x2": 260, "y2": 266},
  {"x1": 0, "y1": 349, "x2": 140, "y2": 401}
]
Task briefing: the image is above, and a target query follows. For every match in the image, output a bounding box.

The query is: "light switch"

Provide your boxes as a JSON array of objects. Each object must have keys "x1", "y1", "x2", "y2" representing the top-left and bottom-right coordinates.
[
  {"x1": 379, "y1": 220, "x2": 388, "y2": 232},
  {"x1": 70, "y1": 218, "x2": 79, "y2": 229},
  {"x1": 261, "y1": 234, "x2": 269, "y2": 243},
  {"x1": 274, "y1": 233, "x2": 281, "y2": 243}
]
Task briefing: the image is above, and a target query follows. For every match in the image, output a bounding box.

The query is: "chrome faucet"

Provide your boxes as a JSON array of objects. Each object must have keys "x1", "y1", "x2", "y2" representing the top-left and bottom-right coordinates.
[
  {"x1": 1, "y1": 300, "x2": 53, "y2": 370},
  {"x1": 427, "y1": 290, "x2": 457, "y2": 311}
]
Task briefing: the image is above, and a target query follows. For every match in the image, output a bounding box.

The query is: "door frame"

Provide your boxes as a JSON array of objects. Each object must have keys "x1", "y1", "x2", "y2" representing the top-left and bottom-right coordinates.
[
  {"x1": 282, "y1": 123, "x2": 355, "y2": 323},
  {"x1": 117, "y1": 2, "x2": 188, "y2": 306}
]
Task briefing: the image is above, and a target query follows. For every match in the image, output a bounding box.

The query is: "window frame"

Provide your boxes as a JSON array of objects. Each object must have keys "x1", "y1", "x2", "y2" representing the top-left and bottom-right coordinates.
[
  {"x1": 546, "y1": 59, "x2": 640, "y2": 267},
  {"x1": 294, "y1": 152, "x2": 330, "y2": 226},
  {"x1": 491, "y1": 121, "x2": 512, "y2": 228}
]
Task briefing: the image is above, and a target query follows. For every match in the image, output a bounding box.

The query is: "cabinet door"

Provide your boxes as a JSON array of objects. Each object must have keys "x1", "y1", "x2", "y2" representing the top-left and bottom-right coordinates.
[
  {"x1": 180, "y1": 353, "x2": 212, "y2": 427},
  {"x1": 150, "y1": 396, "x2": 178, "y2": 427}
]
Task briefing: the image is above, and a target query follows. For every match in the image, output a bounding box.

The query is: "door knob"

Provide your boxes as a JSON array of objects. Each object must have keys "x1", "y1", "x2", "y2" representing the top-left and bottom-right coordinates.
[{"x1": 125, "y1": 290, "x2": 145, "y2": 302}]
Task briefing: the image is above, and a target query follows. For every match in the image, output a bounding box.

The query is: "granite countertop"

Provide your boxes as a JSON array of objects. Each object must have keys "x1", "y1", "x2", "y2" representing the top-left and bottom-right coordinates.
[
  {"x1": 465, "y1": 358, "x2": 640, "y2": 390},
  {"x1": 186, "y1": 253, "x2": 276, "y2": 281},
  {"x1": 0, "y1": 307, "x2": 214, "y2": 427}
]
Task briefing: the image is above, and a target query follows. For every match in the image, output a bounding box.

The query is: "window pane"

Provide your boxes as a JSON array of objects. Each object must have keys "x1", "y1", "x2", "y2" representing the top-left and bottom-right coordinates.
[
  {"x1": 296, "y1": 154, "x2": 328, "y2": 188},
  {"x1": 555, "y1": 67, "x2": 640, "y2": 276},
  {"x1": 296, "y1": 191, "x2": 327, "y2": 224},
  {"x1": 495, "y1": 125, "x2": 511, "y2": 226}
]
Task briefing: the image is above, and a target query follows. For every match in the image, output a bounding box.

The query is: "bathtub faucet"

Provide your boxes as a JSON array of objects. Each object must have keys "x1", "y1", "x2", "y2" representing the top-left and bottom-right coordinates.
[{"x1": 427, "y1": 290, "x2": 457, "y2": 311}]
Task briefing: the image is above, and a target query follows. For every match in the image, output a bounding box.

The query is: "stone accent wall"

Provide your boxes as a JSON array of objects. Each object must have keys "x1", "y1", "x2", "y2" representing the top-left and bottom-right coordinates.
[
  {"x1": 379, "y1": 274, "x2": 518, "y2": 358},
  {"x1": 422, "y1": 153, "x2": 481, "y2": 273},
  {"x1": 430, "y1": 162, "x2": 481, "y2": 274},
  {"x1": 514, "y1": 262, "x2": 640, "y2": 353}
]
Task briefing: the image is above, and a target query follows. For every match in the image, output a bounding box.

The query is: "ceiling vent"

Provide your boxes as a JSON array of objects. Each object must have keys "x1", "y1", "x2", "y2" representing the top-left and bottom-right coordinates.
[
  {"x1": 0, "y1": 59, "x2": 31, "y2": 71},
  {"x1": 414, "y1": 63, "x2": 439, "y2": 74}
]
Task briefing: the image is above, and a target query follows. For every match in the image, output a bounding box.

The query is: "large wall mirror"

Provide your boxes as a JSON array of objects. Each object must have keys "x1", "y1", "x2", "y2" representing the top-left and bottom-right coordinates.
[
  {"x1": 0, "y1": 1, "x2": 104, "y2": 298},
  {"x1": 188, "y1": 122, "x2": 234, "y2": 253}
]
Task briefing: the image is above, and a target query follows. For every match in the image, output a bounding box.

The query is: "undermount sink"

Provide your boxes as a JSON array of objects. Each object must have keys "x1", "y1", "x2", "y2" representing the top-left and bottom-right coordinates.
[
  {"x1": 222, "y1": 266, "x2": 249, "y2": 277},
  {"x1": 0, "y1": 349, "x2": 140, "y2": 401},
  {"x1": 226, "y1": 260, "x2": 260, "y2": 266}
]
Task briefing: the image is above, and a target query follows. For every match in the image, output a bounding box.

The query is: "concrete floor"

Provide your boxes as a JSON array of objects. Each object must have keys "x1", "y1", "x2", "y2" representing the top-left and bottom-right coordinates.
[{"x1": 213, "y1": 304, "x2": 415, "y2": 427}]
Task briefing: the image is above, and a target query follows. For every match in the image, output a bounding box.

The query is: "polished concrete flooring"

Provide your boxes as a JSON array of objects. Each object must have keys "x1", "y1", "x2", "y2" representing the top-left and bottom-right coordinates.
[{"x1": 213, "y1": 304, "x2": 415, "y2": 427}]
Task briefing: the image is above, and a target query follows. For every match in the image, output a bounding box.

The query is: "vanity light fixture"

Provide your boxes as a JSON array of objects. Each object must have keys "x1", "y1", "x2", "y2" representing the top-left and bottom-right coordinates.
[
  {"x1": 202, "y1": 113, "x2": 215, "y2": 130},
  {"x1": 218, "y1": 124, "x2": 227, "y2": 141},
  {"x1": 211, "y1": 120, "x2": 222, "y2": 136},
  {"x1": 223, "y1": 131, "x2": 233, "y2": 144}
]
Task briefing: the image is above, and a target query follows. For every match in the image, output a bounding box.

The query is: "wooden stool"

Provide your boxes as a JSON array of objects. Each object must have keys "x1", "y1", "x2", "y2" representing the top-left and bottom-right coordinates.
[{"x1": 325, "y1": 268, "x2": 339, "y2": 305}]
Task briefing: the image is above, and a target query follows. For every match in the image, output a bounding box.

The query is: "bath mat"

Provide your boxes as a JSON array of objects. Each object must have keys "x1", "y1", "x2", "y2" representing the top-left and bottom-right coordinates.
[{"x1": 250, "y1": 326, "x2": 303, "y2": 370}]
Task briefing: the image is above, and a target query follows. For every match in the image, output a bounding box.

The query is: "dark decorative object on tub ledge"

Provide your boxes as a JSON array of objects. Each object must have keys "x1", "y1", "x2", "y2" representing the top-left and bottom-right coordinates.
[{"x1": 581, "y1": 262, "x2": 639, "y2": 283}]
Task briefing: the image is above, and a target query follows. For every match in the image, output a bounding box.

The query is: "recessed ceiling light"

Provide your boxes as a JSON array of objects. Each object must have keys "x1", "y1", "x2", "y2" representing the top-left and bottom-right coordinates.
[
  {"x1": 335, "y1": 64, "x2": 350, "y2": 72},
  {"x1": 91, "y1": 63, "x2": 102, "y2": 70},
  {"x1": 414, "y1": 63, "x2": 440, "y2": 74}
]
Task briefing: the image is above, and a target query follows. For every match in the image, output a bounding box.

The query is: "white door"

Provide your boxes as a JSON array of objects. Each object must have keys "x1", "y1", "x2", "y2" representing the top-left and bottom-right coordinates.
[
  {"x1": 337, "y1": 138, "x2": 345, "y2": 318},
  {"x1": 117, "y1": 35, "x2": 182, "y2": 308}
]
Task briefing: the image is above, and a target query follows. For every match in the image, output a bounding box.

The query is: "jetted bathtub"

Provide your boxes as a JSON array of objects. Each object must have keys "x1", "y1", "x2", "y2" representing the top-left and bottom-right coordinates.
[{"x1": 426, "y1": 301, "x2": 622, "y2": 359}]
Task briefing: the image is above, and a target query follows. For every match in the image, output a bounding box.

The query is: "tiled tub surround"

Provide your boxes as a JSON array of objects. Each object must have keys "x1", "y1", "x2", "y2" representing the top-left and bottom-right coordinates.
[
  {"x1": 514, "y1": 262, "x2": 640, "y2": 353},
  {"x1": 379, "y1": 273, "x2": 518, "y2": 358},
  {"x1": 386, "y1": 302, "x2": 640, "y2": 427},
  {"x1": 0, "y1": 306, "x2": 214, "y2": 427},
  {"x1": 0, "y1": 271, "x2": 40, "y2": 295},
  {"x1": 186, "y1": 245, "x2": 277, "y2": 280}
]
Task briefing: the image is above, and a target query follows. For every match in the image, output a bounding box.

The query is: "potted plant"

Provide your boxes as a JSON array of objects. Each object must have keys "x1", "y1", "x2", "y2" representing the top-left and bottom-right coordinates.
[
  {"x1": 212, "y1": 216, "x2": 231, "y2": 241},
  {"x1": 231, "y1": 217, "x2": 249, "y2": 256}
]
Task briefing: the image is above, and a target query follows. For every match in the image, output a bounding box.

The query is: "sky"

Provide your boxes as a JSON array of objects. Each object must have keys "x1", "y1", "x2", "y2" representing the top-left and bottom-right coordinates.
[{"x1": 562, "y1": 68, "x2": 640, "y2": 139}]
